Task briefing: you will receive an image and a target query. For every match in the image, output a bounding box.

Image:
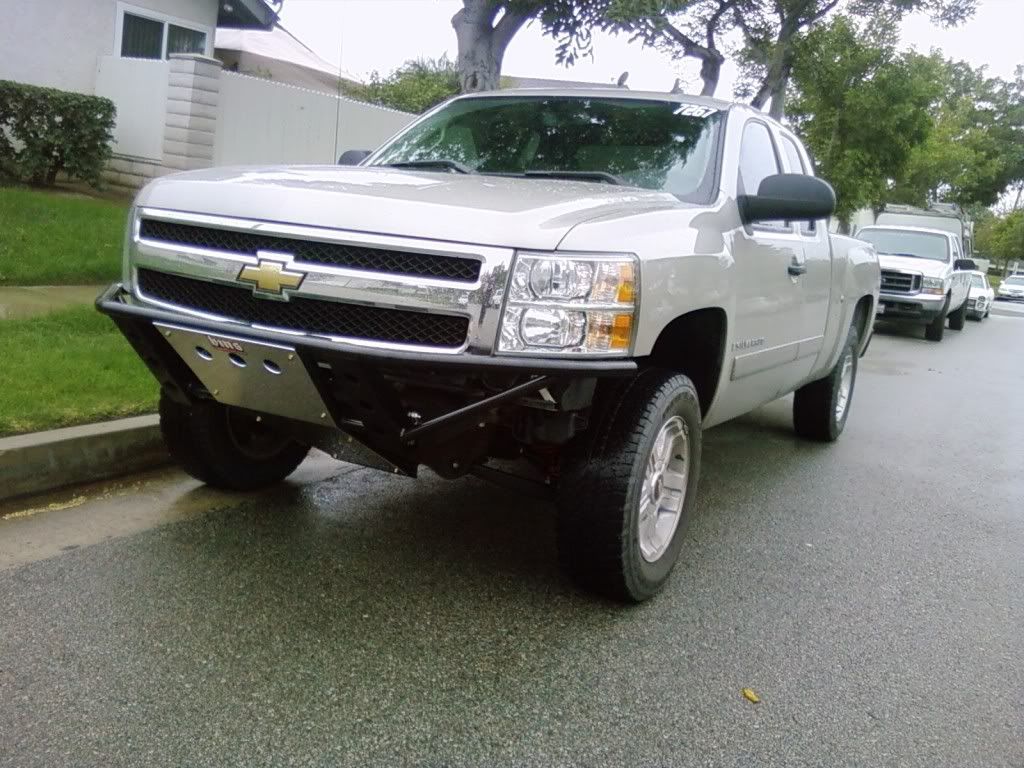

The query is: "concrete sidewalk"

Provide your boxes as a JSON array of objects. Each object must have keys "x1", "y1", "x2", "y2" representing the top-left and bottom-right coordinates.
[{"x1": 0, "y1": 285, "x2": 105, "y2": 320}]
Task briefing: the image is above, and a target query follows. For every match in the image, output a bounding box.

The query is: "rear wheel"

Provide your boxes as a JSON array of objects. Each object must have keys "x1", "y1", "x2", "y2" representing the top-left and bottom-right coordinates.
[
  {"x1": 793, "y1": 323, "x2": 859, "y2": 442},
  {"x1": 949, "y1": 295, "x2": 968, "y2": 331},
  {"x1": 557, "y1": 370, "x2": 702, "y2": 602},
  {"x1": 159, "y1": 391, "x2": 309, "y2": 490}
]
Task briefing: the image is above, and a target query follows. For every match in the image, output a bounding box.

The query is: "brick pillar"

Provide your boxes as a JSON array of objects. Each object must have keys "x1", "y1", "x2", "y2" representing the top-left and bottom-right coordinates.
[{"x1": 163, "y1": 53, "x2": 221, "y2": 171}]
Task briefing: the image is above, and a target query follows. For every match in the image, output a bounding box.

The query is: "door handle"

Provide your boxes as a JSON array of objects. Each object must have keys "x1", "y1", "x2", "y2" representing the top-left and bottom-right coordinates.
[{"x1": 788, "y1": 260, "x2": 807, "y2": 276}]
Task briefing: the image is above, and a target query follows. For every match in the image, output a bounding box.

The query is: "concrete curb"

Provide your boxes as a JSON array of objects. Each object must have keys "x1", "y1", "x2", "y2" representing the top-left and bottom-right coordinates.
[{"x1": 0, "y1": 415, "x2": 169, "y2": 502}]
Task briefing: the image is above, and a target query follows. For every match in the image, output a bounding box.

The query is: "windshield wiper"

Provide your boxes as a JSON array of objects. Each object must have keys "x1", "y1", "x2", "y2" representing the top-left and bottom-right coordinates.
[
  {"x1": 520, "y1": 170, "x2": 622, "y2": 185},
  {"x1": 384, "y1": 159, "x2": 475, "y2": 174},
  {"x1": 880, "y1": 252, "x2": 925, "y2": 259}
]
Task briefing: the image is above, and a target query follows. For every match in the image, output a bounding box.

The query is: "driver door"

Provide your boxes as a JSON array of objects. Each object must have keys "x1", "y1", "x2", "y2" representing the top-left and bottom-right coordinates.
[{"x1": 726, "y1": 120, "x2": 827, "y2": 417}]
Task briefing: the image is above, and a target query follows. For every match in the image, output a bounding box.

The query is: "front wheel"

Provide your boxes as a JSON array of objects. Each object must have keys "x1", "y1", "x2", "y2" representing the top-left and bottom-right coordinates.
[
  {"x1": 925, "y1": 300, "x2": 948, "y2": 342},
  {"x1": 949, "y1": 295, "x2": 968, "y2": 331},
  {"x1": 557, "y1": 371, "x2": 702, "y2": 602},
  {"x1": 159, "y1": 391, "x2": 310, "y2": 491},
  {"x1": 793, "y1": 323, "x2": 859, "y2": 442}
]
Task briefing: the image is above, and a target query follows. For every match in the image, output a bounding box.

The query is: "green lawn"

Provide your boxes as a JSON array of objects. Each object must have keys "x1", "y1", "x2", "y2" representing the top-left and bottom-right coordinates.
[
  {"x1": 0, "y1": 185, "x2": 129, "y2": 285},
  {"x1": 0, "y1": 306, "x2": 157, "y2": 436}
]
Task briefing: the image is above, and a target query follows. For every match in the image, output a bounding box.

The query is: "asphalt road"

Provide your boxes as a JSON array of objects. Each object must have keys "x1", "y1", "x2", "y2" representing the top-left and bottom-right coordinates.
[{"x1": 2, "y1": 314, "x2": 1022, "y2": 768}]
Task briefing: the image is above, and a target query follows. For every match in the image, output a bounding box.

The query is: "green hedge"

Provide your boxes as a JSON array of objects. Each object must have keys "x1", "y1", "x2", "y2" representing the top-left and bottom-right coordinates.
[{"x1": 0, "y1": 80, "x2": 116, "y2": 186}]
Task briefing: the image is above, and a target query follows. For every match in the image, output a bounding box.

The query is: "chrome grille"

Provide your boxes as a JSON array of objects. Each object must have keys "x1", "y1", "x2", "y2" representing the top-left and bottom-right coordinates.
[
  {"x1": 137, "y1": 269, "x2": 469, "y2": 349},
  {"x1": 138, "y1": 219, "x2": 481, "y2": 283},
  {"x1": 880, "y1": 270, "x2": 921, "y2": 294}
]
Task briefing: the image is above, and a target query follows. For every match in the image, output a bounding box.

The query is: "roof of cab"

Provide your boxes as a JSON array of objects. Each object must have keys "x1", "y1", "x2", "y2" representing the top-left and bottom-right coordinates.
[{"x1": 456, "y1": 87, "x2": 737, "y2": 112}]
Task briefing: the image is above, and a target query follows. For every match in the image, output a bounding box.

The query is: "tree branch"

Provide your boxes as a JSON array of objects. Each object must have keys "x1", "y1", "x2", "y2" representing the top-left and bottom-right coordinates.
[{"x1": 493, "y1": 6, "x2": 533, "y2": 51}]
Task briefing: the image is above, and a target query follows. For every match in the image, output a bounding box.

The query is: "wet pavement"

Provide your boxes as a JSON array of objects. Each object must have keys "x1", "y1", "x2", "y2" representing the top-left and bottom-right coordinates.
[
  {"x1": 0, "y1": 285, "x2": 105, "y2": 320},
  {"x1": 1, "y1": 316, "x2": 1022, "y2": 767}
]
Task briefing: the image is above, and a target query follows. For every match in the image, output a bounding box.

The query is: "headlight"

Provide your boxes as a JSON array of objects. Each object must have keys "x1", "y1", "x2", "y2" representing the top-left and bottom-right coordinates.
[
  {"x1": 921, "y1": 276, "x2": 946, "y2": 295},
  {"x1": 498, "y1": 252, "x2": 638, "y2": 355}
]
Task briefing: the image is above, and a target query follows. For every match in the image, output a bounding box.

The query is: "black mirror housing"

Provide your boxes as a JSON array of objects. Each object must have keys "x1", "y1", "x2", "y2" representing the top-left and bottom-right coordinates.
[
  {"x1": 738, "y1": 173, "x2": 836, "y2": 224},
  {"x1": 954, "y1": 258, "x2": 977, "y2": 271},
  {"x1": 338, "y1": 149, "x2": 372, "y2": 166}
]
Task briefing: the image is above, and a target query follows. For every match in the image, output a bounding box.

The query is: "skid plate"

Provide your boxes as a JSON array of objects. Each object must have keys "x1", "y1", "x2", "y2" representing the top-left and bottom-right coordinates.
[{"x1": 155, "y1": 323, "x2": 337, "y2": 428}]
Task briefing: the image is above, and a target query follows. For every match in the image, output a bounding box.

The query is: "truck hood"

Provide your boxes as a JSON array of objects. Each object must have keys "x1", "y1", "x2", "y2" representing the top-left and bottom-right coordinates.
[
  {"x1": 135, "y1": 166, "x2": 683, "y2": 251},
  {"x1": 877, "y1": 254, "x2": 950, "y2": 277}
]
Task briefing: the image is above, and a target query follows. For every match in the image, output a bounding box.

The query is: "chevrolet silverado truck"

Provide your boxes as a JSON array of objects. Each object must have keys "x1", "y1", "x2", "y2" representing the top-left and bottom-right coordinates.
[
  {"x1": 97, "y1": 90, "x2": 880, "y2": 602},
  {"x1": 857, "y1": 225, "x2": 975, "y2": 342}
]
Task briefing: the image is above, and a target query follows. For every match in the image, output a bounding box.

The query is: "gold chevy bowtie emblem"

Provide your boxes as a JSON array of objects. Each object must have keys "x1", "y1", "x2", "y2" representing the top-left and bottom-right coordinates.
[{"x1": 237, "y1": 258, "x2": 305, "y2": 297}]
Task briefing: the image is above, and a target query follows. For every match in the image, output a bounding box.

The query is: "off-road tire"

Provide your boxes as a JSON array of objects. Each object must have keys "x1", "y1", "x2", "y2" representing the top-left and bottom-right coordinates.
[
  {"x1": 159, "y1": 391, "x2": 309, "y2": 491},
  {"x1": 925, "y1": 298, "x2": 949, "y2": 342},
  {"x1": 949, "y1": 295, "x2": 968, "y2": 331},
  {"x1": 557, "y1": 370, "x2": 702, "y2": 603},
  {"x1": 793, "y1": 323, "x2": 859, "y2": 442}
]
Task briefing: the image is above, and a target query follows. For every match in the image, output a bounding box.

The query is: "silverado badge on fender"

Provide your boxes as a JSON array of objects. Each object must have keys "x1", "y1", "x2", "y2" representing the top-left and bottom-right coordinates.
[{"x1": 237, "y1": 255, "x2": 305, "y2": 299}]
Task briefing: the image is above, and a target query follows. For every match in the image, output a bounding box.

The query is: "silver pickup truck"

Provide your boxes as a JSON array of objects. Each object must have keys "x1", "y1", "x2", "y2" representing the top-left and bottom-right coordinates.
[{"x1": 98, "y1": 90, "x2": 880, "y2": 601}]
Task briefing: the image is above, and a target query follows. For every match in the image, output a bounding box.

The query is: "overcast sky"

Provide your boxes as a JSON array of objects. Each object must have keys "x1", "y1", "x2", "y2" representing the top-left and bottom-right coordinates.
[{"x1": 279, "y1": 0, "x2": 1024, "y2": 94}]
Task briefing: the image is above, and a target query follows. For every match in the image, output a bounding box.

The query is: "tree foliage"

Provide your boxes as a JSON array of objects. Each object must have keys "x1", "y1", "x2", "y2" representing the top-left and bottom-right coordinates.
[
  {"x1": 786, "y1": 17, "x2": 943, "y2": 228},
  {"x1": 890, "y1": 63, "x2": 1024, "y2": 209},
  {"x1": 353, "y1": 57, "x2": 460, "y2": 114},
  {"x1": 733, "y1": 0, "x2": 976, "y2": 118},
  {"x1": 976, "y1": 210, "x2": 1024, "y2": 270}
]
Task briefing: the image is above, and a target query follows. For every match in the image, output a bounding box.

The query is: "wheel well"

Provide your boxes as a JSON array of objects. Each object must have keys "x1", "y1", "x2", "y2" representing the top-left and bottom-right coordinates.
[
  {"x1": 853, "y1": 295, "x2": 872, "y2": 345},
  {"x1": 645, "y1": 308, "x2": 727, "y2": 416}
]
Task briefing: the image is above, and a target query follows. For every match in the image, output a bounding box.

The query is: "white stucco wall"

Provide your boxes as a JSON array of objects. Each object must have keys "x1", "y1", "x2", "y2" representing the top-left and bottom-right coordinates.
[{"x1": 0, "y1": 0, "x2": 217, "y2": 95}]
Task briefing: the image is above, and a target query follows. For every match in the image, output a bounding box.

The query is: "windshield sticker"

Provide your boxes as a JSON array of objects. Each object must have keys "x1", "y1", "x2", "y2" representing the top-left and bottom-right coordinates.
[{"x1": 674, "y1": 104, "x2": 719, "y2": 119}]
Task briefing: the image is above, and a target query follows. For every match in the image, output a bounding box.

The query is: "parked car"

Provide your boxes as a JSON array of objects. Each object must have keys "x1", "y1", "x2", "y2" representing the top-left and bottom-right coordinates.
[
  {"x1": 967, "y1": 271, "x2": 994, "y2": 319},
  {"x1": 97, "y1": 90, "x2": 880, "y2": 602},
  {"x1": 996, "y1": 274, "x2": 1024, "y2": 302},
  {"x1": 858, "y1": 225, "x2": 974, "y2": 342}
]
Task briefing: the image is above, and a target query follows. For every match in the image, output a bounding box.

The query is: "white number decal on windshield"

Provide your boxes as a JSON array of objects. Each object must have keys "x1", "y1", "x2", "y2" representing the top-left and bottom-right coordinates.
[{"x1": 674, "y1": 104, "x2": 718, "y2": 119}]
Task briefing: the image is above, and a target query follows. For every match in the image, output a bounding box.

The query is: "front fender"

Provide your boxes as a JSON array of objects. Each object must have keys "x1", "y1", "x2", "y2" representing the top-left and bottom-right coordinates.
[{"x1": 556, "y1": 199, "x2": 736, "y2": 358}]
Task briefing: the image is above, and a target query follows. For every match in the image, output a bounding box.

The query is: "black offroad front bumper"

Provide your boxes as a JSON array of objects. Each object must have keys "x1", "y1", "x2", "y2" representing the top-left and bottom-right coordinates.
[{"x1": 96, "y1": 284, "x2": 637, "y2": 475}]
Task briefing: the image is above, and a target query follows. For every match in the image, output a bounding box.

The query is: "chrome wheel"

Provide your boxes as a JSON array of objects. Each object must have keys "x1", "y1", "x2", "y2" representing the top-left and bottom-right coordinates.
[
  {"x1": 835, "y1": 350, "x2": 854, "y2": 422},
  {"x1": 638, "y1": 416, "x2": 690, "y2": 563}
]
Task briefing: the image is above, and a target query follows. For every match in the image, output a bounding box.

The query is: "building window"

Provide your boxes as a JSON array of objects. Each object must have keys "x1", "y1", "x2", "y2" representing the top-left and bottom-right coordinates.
[
  {"x1": 117, "y1": 4, "x2": 210, "y2": 60},
  {"x1": 167, "y1": 24, "x2": 207, "y2": 56},
  {"x1": 121, "y1": 13, "x2": 164, "y2": 59}
]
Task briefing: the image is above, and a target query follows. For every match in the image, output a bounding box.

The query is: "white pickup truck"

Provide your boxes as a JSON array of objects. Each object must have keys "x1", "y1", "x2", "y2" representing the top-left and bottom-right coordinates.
[
  {"x1": 98, "y1": 90, "x2": 880, "y2": 601},
  {"x1": 857, "y1": 225, "x2": 975, "y2": 341}
]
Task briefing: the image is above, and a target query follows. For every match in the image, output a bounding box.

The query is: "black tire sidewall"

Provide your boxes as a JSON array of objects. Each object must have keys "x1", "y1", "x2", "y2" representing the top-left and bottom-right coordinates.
[
  {"x1": 828, "y1": 332, "x2": 858, "y2": 438},
  {"x1": 616, "y1": 376, "x2": 703, "y2": 598}
]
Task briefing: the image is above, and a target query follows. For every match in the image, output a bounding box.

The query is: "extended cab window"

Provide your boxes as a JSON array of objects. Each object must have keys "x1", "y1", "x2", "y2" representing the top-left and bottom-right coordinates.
[
  {"x1": 780, "y1": 135, "x2": 816, "y2": 233},
  {"x1": 738, "y1": 121, "x2": 787, "y2": 231},
  {"x1": 370, "y1": 96, "x2": 723, "y2": 202}
]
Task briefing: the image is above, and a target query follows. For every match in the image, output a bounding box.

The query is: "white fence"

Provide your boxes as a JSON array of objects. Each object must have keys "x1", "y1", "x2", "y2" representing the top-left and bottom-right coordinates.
[
  {"x1": 98, "y1": 55, "x2": 414, "y2": 188},
  {"x1": 95, "y1": 56, "x2": 170, "y2": 161},
  {"x1": 215, "y1": 72, "x2": 411, "y2": 166}
]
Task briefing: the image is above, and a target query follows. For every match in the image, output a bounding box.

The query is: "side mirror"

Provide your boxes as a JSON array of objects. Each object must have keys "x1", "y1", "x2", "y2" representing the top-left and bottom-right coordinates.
[
  {"x1": 954, "y1": 258, "x2": 977, "y2": 271},
  {"x1": 338, "y1": 149, "x2": 371, "y2": 166},
  {"x1": 738, "y1": 173, "x2": 836, "y2": 224}
]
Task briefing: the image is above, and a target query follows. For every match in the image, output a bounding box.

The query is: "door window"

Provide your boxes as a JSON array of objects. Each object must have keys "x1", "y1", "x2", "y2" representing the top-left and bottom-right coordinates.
[{"x1": 738, "y1": 122, "x2": 788, "y2": 231}]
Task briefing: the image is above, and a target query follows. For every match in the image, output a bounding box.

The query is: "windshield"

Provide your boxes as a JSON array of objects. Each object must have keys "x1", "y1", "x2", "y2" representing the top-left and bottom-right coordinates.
[
  {"x1": 970, "y1": 274, "x2": 987, "y2": 288},
  {"x1": 857, "y1": 229, "x2": 949, "y2": 261},
  {"x1": 1004, "y1": 276, "x2": 1024, "y2": 286},
  {"x1": 369, "y1": 96, "x2": 723, "y2": 202}
]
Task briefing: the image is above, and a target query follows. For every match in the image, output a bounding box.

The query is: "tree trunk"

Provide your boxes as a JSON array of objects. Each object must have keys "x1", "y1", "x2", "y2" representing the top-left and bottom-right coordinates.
[
  {"x1": 451, "y1": 1, "x2": 530, "y2": 93},
  {"x1": 699, "y1": 52, "x2": 725, "y2": 97}
]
